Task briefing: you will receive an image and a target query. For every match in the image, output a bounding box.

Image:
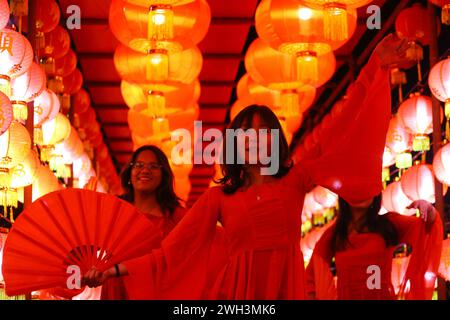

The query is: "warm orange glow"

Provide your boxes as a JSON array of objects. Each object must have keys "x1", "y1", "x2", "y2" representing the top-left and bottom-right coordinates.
[{"x1": 433, "y1": 143, "x2": 450, "y2": 186}]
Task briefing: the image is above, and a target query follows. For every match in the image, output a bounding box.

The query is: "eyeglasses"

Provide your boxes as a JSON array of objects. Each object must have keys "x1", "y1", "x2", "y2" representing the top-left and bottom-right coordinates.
[{"x1": 130, "y1": 162, "x2": 163, "y2": 171}]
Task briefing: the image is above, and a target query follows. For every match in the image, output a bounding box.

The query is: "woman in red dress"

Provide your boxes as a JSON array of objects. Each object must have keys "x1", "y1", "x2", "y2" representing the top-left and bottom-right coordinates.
[
  {"x1": 99, "y1": 145, "x2": 186, "y2": 299},
  {"x1": 305, "y1": 195, "x2": 443, "y2": 300},
  {"x1": 84, "y1": 34, "x2": 412, "y2": 300}
]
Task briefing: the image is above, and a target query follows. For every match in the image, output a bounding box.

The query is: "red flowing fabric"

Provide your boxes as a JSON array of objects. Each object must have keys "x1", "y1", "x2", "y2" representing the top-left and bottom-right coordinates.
[
  {"x1": 122, "y1": 53, "x2": 392, "y2": 299},
  {"x1": 100, "y1": 206, "x2": 186, "y2": 300},
  {"x1": 306, "y1": 213, "x2": 443, "y2": 300}
]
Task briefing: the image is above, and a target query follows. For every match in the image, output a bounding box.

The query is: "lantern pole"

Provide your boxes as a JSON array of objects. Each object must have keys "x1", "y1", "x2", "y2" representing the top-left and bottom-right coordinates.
[{"x1": 427, "y1": 1, "x2": 447, "y2": 301}]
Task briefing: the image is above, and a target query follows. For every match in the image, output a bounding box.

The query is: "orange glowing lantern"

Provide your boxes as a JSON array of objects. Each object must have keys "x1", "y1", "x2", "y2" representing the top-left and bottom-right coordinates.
[
  {"x1": 433, "y1": 143, "x2": 450, "y2": 186},
  {"x1": 400, "y1": 164, "x2": 447, "y2": 203},
  {"x1": 35, "y1": 0, "x2": 60, "y2": 49},
  {"x1": 429, "y1": 0, "x2": 450, "y2": 25},
  {"x1": 109, "y1": 0, "x2": 210, "y2": 54},
  {"x1": 114, "y1": 44, "x2": 202, "y2": 84},
  {"x1": 53, "y1": 49, "x2": 77, "y2": 78},
  {"x1": 39, "y1": 113, "x2": 71, "y2": 162},
  {"x1": 72, "y1": 88, "x2": 91, "y2": 115},
  {"x1": 31, "y1": 165, "x2": 62, "y2": 201},
  {"x1": 302, "y1": 0, "x2": 372, "y2": 41},
  {"x1": 62, "y1": 68, "x2": 83, "y2": 95},
  {"x1": 255, "y1": 0, "x2": 356, "y2": 84},
  {"x1": 245, "y1": 38, "x2": 336, "y2": 90},
  {"x1": 385, "y1": 116, "x2": 413, "y2": 169},
  {"x1": 439, "y1": 238, "x2": 450, "y2": 281},
  {"x1": 0, "y1": 0, "x2": 9, "y2": 30},
  {"x1": 0, "y1": 91, "x2": 13, "y2": 135},
  {"x1": 10, "y1": 62, "x2": 46, "y2": 122},
  {"x1": 428, "y1": 57, "x2": 450, "y2": 140},
  {"x1": 10, "y1": 149, "x2": 40, "y2": 189},
  {"x1": 397, "y1": 93, "x2": 435, "y2": 151},
  {"x1": 382, "y1": 180, "x2": 415, "y2": 216},
  {"x1": 0, "y1": 28, "x2": 34, "y2": 96}
]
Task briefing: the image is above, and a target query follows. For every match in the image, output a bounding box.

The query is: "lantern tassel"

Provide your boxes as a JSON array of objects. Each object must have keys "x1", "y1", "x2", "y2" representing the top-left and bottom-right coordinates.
[
  {"x1": 146, "y1": 49, "x2": 169, "y2": 82},
  {"x1": 323, "y1": 3, "x2": 349, "y2": 42},
  {"x1": 280, "y1": 90, "x2": 300, "y2": 117},
  {"x1": 147, "y1": 91, "x2": 166, "y2": 118},
  {"x1": 148, "y1": 4, "x2": 174, "y2": 41},
  {"x1": 296, "y1": 51, "x2": 318, "y2": 85}
]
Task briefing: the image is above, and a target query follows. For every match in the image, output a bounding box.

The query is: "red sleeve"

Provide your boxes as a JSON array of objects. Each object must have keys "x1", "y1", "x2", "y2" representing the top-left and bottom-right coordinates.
[
  {"x1": 305, "y1": 224, "x2": 337, "y2": 300},
  {"x1": 387, "y1": 212, "x2": 443, "y2": 300},
  {"x1": 292, "y1": 53, "x2": 391, "y2": 205},
  {"x1": 122, "y1": 187, "x2": 221, "y2": 299}
]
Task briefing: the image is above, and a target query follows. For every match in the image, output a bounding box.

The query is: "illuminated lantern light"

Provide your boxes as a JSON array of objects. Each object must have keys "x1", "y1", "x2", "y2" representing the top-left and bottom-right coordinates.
[
  {"x1": 302, "y1": 0, "x2": 372, "y2": 41},
  {"x1": 397, "y1": 93, "x2": 435, "y2": 152},
  {"x1": 395, "y1": 4, "x2": 434, "y2": 47},
  {"x1": 109, "y1": 0, "x2": 210, "y2": 54},
  {"x1": 62, "y1": 68, "x2": 83, "y2": 95},
  {"x1": 439, "y1": 238, "x2": 450, "y2": 282},
  {"x1": 33, "y1": 89, "x2": 60, "y2": 145},
  {"x1": 255, "y1": 0, "x2": 356, "y2": 83},
  {"x1": 429, "y1": 0, "x2": 450, "y2": 25},
  {"x1": 72, "y1": 88, "x2": 91, "y2": 118},
  {"x1": 312, "y1": 186, "x2": 338, "y2": 208},
  {"x1": 31, "y1": 165, "x2": 62, "y2": 201},
  {"x1": 0, "y1": 28, "x2": 34, "y2": 96},
  {"x1": 433, "y1": 143, "x2": 450, "y2": 186},
  {"x1": 382, "y1": 180, "x2": 415, "y2": 216},
  {"x1": 54, "y1": 127, "x2": 84, "y2": 165},
  {"x1": 39, "y1": 25, "x2": 70, "y2": 59},
  {"x1": 0, "y1": 0, "x2": 9, "y2": 30},
  {"x1": 40, "y1": 113, "x2": 71, "y2": 162},
  {"x1": 0, "y1": 92, "x2": 13, "y2": 135},
  {"x1": 114, "y1": 44, "x2": 202, "y2": 84},
  {"x1": 33, "y1": 0, "x2": 60, "y2": 50},
  {"x1": 10, "y1": 149, "x2": 40, "y2": 189},
  {"x1": 49, "y1": 49, "x2": 77, "y2": 78},
  {"x1": 382, "y1": 147, "x2": 396, "y2": 184},
  {"x1": 401, "y1": 164, "x2": 447, "y2": 203},
  {"x1": 386, "y1": 116, "x2": 413, "y2": 169},
  {"x1": 245, "y1": 38, "x2": 336, "y2": 90},
  {"x1": 428, "y1": 57, "x2": 450, "y2": 140},
  {"x1": 10, "y1": 62, "x2": 46, "y2": 122}
]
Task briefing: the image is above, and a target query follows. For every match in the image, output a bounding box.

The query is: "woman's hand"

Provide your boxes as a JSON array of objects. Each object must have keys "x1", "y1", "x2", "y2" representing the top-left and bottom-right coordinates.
[
  {"x1": 83, "y1": 176, "x2": 98, "y2": 191},
  {"x1": 407, "y1": 200, "x2": 438, "y2": 232},
  {"x1": 373, "y1": 33, "x2": 412, "y2": 68},
  {"x1": 83, "y1": 266, "x2": 114, "y2": 288}
]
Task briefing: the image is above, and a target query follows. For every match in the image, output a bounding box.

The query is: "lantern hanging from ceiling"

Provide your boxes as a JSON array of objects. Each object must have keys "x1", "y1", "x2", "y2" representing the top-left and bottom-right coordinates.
[
  {"x1": 39, "y1": 25, "x2": 70, "y2": 60},
  {"x1": 31, "y1": 165, "x2": 62, "y2": 201},
  {"x1": 429, "y1": 0, "x2": 450, "y2": 25},
  {"x1": 245, "y1": 38, "x2": 336, "y2": 89},
  {"x1": 401, "y1": 164, "x2": 447, "y2": 203},
  {"x1": 46, "y1": 49, "x2": 77, "y2": 78},
  {"x1": 397, "y1": 93, "x2": 435, "y2": 152},
  {"x1": 34, "y1": 0, "x2": 60, "y2": 50},
  {"x1": 385, "y1": 116, "x2": 413, "y2": 169},
  {"x1": 255, "y1": 0, "x2": 356, "y2": 83},
  {"x1": 34, "y1": 89, "x2": 60, "y2": 145},
  {"x1": 302, "y1": 0, "x2": 372, "y2": 41},
  {"x1": 439, "y1": 238, "x2": 450, "y2": 282},
  {"x1": 433, "y1": 143, "x2": 450, "y2": 186},
  {"x1": 0, "y1": 28, "x2": 34, "y2": 96},
  {"x1": 0, "y1": 0, "x2": 9, "y2": 30},
  {"x1": 72, "y1": 88, "x2": 91, "y2": 116},
  {"x1": 0, "y1": 91, "x2": 13, "y2": 136},
  {"x1": 382, "y1": 180, "x2": 415, "y2": 216},
  {"x1": 428, "y1": 56, "x2": 450, "y2": 140},
  {"x1": 114, "y1": 43, "x2": 202, "y2": 84},
  {"x1": 10, "y1": 62, "x2": 47, "y2": 122},
  {"x1": 10, "y1": 149, "x2": 40, "y2": 189},
  {"x1": 109, "y1": 0, "x2": 210, "y2": 54},
  {"x1": 39, "y1": 113, "x2": 71, "y2": 162}
]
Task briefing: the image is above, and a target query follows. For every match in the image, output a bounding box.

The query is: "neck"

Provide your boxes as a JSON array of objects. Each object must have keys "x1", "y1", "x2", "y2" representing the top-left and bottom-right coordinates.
[
  {"x1": 133, "y1": 191, "x2": 161, "y2": 216},
  {"x1": 350, "y1": 207, "x2": 367, "y2": 226},
  {"x1": 244, "y1": 165, "x2": 272, "y2": 187}
]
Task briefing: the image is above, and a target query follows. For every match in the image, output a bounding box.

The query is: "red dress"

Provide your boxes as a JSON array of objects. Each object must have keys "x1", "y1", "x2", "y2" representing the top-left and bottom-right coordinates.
[
  {"x1": 122, "y1": 53, "x2": 393, "y2": 300},
  {"x1": 100, "y1": 206, "x2": 186, "y2": 300},
  {"x1": 306, "y1": 213, "x2": 443, "y2": 300}
]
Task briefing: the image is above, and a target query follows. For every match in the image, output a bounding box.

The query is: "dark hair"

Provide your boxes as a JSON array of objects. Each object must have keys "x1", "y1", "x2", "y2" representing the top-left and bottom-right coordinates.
[
  {"x1": 216, "y1": 105, "x2": 291, "y2": 194},
  {"x1": 119, "y1": 145, "x2": 182, "y2": 215},
  {"x1": 331, "y1": 194, "x2": 399, "y2": 253}
]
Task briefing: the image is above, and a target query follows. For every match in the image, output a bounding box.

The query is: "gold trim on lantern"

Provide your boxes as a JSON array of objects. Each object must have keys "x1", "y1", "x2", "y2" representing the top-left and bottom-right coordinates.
[{"x1": 0, "y1": 75, "x2": 11, "y2": 97}]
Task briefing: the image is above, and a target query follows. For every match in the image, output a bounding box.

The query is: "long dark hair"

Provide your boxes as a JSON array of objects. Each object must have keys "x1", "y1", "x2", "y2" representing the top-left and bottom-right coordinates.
[
  {"x1": 119, "y1": 145, "x2": 182, "y2": 215},
  {"x1": 331, "y1": 195, "x2": 399, "y2": 253},
  {"x1": 217, "y1": 105, "x2": 291, "y2": 194}
]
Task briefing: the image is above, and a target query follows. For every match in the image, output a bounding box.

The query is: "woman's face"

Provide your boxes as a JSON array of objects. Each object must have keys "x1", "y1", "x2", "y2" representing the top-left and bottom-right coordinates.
[
  {"x1": 236, "y1": 113, "x2": 273, "y2": 166},
  {"x1": 130, "y1": 150, "x2": 163, "y2": 193}
]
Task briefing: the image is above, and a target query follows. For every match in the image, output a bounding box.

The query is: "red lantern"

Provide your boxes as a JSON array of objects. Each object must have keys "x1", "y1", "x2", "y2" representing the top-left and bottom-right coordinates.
[
  {"x1": 62, "y1": 69, "x2": 83, "y2": 95},
  {"x1": 0, "y1": 0, "x2": 9, "y2": 30},
  {"x1": 72, "y1": 89, "x2": 91, "y2": 115},
  {"x1": 400, "y1": 164, "x2": 447, "y2": 203},
  {"x1": 312, "y1": 186, "x2": 338, "y2": 208},
  {"x1": 114, "y1": 44, "x2": 202, "y2": 84},
  {"x1": 36, "y1": 0, "x2": 60, "y2": 33},
  {"x1": 433, "y1": 143, "x2": 450, "y2": 186},
  {"x1": 382, "y1": 181, "x2": 414, "y2": 216},
  {"x1": 53, "y1": 49, "x2": 78, "y2": 78},
  {"x1": 0, "y1": 91, "x2": 12, "y2": 135},
  {"x1": 109, "y1": 0, "x2": 210, "y2": 54},
  {"x1": 40, "y1": 26, "x2": 71, "y2": 59},
  {"x1": 385, "y1": 116, "x2": 413, "y2": 169},
  {"x1": 395, "y1": 4, "x2": 433, "y2": 46}
]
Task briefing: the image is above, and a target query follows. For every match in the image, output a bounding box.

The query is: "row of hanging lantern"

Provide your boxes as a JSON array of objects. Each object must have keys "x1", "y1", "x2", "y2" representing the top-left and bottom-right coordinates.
[
  {"x1": 0, "y1": 0, "x2": 118, "y2": 221},
  {"x1": 109, "y1": 0, "x2": 211, "y2": 201}
]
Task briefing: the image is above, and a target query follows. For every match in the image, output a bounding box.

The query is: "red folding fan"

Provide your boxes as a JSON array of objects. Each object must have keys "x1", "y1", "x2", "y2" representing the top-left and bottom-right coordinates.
[{"x1": 2, "y1": 189, "x2": 162, "y2": 296}]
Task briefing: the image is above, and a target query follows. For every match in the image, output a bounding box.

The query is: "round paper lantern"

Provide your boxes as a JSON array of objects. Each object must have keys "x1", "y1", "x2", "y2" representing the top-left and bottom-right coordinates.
[
  {"x1": 10, "y1": 149, "x2": 40, "y2": 188},
  {"x1": 397, "y1": 93, "x2": 435, "y2": 152},
  {"x1": 114, "y1": 44, "x2": 202, "y2": 84},
  {"x1": 0, "y1": 91, "x2": 13, "y2": 135},
  {"x1": 53, "y1": 49, "x2": 77, "y2": 77},
  {"x1": 395, "y1": 4, "x2": 433, "y2": 46},
  {"x1": 302, "y1": 192, "x2": 324, "y2": 219},
  {"x1": 72, "y1": 88, "x2": 91, "y2": 115},
  {"x1": 109, "y1": 0, "x2": 210, "y2": 53},
  {"x1": 0, "y1": 0, "x2": 9, "y2": 30},
  {"x1": 382, "y1": 181, "x2": 414, "y2": 216},
  {"x1": 34, "y1": 89, "x2": 60, "y2": 126},
  {"x1": 245, "y1": 38, "x2": 336, "y2": 89},
  {"x1": 255, "y1": 0, "x2": 356, "y2": 83},
  {"x1": 77, "y1": 107, "x2": 97, "y2": 131},
  {"x1": 0, "y1": 121, "x2": 31, "y2": 169},
  {"x1": 32, "y1": 165, "x2": 62, "y2": 201},
  {"x1": 312, "y1": 186, "x2": 338, "y2": 208},
  {"x1": 41, "y1": 113, "x2": 71, "y2": 146},
  {"x1": 401, "y1": 164, "x2": 445, "y2": 203},
  {"x1": 428, "y1": 57, "x2": 450, "y2": 132},
  {"x1": 54, "y1": 127, "x2": 85, "y2": 164},
  {"x1": 302, "y1": 0, "x2": 371, "y2": 41},
  {"x1": 386, "y1": 116, "x2": 413, "y2": 169},
  {"x1": 0, "y1": 28, "x2": 34, "y2": 95},
  {"x1": 383, "y1": 147, "x2": 396, "y2": 168},
  {"x1": 40, "y1": 26, "x2": 71, "y2": 59},
  {"x1": 439, "y1": 238, "x2": 450, "y2": 282},
  {"x1": 433, "y1": 143, "x2": 450, "y2": 185},
  {"x1": 36, "y1": 0, "x2": 60, "y2": 33},
  {"x1": 73, "y1": 153, "x2": 92, "y2": 179},
  {"x1": 62, "y1": 69, "x2": 83, "y2": 95}
]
